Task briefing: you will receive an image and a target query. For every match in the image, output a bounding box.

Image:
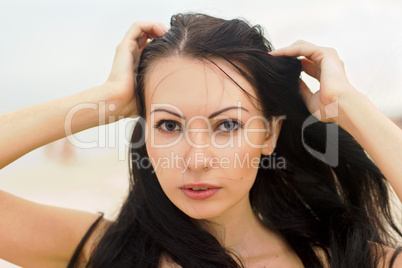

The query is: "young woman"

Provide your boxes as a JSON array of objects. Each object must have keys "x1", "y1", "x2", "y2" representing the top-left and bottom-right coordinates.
[{"x1": 1, "y1": 13, "x2": 402, "y2": 268}]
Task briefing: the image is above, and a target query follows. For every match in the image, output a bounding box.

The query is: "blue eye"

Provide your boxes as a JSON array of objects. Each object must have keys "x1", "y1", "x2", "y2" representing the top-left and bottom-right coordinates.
[
  {"x1": 217, "y1": 119, "x2": 242, "y2": 132},
  {"x1": 154, "y1": 119, "x2": 242, "y2": 135},
  {"x1": 154, "y1": 120, "x2": 181, "y2": 134},
  {"x1": 162, "y1": 121, "x2": 178, "y2": 131}
]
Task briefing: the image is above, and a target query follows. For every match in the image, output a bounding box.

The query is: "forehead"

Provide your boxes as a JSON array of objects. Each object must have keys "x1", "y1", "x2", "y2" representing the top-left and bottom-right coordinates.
[{"x1": 144, "y1": 56, "x2": 258, "y2": 115}]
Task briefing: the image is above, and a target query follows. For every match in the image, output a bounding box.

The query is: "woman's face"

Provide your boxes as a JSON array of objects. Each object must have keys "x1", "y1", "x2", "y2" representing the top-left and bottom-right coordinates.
[{"x1": 143, "y1": 56, "x2": 279, "y2": 220}]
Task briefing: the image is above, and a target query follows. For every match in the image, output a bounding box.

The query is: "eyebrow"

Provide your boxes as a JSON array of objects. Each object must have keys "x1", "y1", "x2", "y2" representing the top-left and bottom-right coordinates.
[{"x1": 150, "y1": 106, "x2": 249, "y2": 119}]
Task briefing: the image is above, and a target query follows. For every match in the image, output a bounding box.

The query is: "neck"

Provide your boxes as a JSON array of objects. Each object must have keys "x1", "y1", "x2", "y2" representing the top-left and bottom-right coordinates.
[{"x1": 200, "y1": 194, "x2": 279, "y2": 258}]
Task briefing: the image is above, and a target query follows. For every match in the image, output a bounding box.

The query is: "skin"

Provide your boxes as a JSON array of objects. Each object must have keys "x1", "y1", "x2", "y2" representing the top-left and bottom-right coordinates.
[
  {"x1": 144, "y1": 56, "x2": 294, "y2": 265},
  {"x1": 0, "y1": 21, "x2": 402, "y2": 267},
  {"x1": 144, "y1": 56, "x2": 276, "y2": 221}
]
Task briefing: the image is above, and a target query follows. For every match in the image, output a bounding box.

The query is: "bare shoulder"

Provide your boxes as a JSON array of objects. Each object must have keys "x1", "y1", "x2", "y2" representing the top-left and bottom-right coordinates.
[
  {"x1": 313, "y1": 243, "x2": 402, "y2": 268},
  {"x1": 81, "y1": 217, "x2": 113, "y2": 263},
  {"x1": 380, "y1": 244, "x2": 402, "y2": 268},
  {"x1": 0, "y1": 190, "x2": 107, "y2": 267}
]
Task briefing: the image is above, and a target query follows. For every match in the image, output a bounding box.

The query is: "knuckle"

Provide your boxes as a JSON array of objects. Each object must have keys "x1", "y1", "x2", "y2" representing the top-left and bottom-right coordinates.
[
  {"x1": 315, "y1": 47, "x2": 325, "y2": 57},
  {"x1": 328, "y1": 47, "x2": 337, "y2": 54},
  {"x1": 132, "y1": 21, "x2": 141, "y2": 27},
  {"x1": 316, "y1": 47, "x2": 339, "y2": 59},
  {"x1": 127, "y1": 22, "x2": 142, "y2": 33},
  {"x1": 293, "y1": 40, "x2": 306, "y2": 45},
  {"x1": 311, "y1": 49, "x2": 325, "y2": 63},
  {"x1": 117, "y1": 40, "x2": 136, "y2": 53},
  {"x1": 323, "y1": 47, "x2": 338, "y2": 56}
]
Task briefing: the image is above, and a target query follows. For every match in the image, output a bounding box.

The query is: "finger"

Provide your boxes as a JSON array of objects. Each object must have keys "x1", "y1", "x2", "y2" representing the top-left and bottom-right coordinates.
[
  {"x1": 138, "y1": 23, "x2": 168, "y2": 47},
  {"x1": 270, "y1": 40, "x2": 318, "y2": 57},
  {"x1": 135, "y1": 39, "x2": 152, "y2": 68},
  {"x1": 112, "y1": 22, "x2": 166, "y2": 75},
  {"x1": 299, "y1": 78, "x2": 313, "y2": 106},
  {"x1": 270, "y1": 40, "x2": 341, "y2": 67},
  {"x1": 139, "y1": 40, "x2": 152, "y2": 54},
  {"x1": 136, "y1": 32, "x2": 150, "y2": 48},
  {"x1": 301, "y1": 58, "x2": 321, "y2": 80},
  {"x1": 109, "y1": 22, "x2": 168, "y2": 82},
  {"x1": 124, "y1": 22, "x2": 167, "y2": 43},
  {"x1": 158, "y1": 22, "x2": 169, "y2": 33}
]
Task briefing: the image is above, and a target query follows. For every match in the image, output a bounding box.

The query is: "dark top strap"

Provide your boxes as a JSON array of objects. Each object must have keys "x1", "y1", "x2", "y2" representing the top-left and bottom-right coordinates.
[{"x1": 67, "y1": 212, "x2": 104, "y2": 268}]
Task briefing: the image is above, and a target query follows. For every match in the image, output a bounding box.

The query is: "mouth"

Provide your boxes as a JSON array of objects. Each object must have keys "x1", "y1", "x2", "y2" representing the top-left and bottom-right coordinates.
[
  {"x1": 180, "y1": 183, "x2": 220, "y2": 190},
  {"x1": 180, "y1": 183, "x2": 221, "y2": 200}
]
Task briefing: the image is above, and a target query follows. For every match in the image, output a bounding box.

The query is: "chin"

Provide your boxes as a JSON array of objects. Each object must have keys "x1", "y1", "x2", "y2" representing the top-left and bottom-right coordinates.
[{"x1": 179, "y1": 205, "x2": 225, "y2": 221}]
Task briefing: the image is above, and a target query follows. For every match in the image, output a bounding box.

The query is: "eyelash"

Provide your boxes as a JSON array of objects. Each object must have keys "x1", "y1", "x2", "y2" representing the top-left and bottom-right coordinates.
[{"x1": 153, "y1": 119, "x2": 243, "y2": 135}]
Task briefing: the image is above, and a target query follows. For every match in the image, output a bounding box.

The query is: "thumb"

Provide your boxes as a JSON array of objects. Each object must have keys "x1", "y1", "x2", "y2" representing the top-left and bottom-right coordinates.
[{"x1": 299, "y1": 78, "x2": 313, "y2": 106}]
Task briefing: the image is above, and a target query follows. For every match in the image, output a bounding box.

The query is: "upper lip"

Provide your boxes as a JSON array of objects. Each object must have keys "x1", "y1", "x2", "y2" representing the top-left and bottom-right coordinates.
[{"x1": 180, "y1": 183, "x2": 221, "y2": 189}]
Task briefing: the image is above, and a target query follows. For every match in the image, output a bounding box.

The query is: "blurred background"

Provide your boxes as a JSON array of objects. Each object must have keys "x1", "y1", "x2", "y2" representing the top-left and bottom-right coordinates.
[{"x1": 0, "y1": 0, "x2": 401, "y2": 267}]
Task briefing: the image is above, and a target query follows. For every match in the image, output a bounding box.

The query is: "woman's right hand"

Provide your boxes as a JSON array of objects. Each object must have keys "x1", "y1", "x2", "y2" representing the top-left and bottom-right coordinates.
[
  {"x1": 100, "y1": 22, "x2": 168, "y2": 119},
  {"x1": 0, "y1": 22, "x2": 167, "y2": 169}
]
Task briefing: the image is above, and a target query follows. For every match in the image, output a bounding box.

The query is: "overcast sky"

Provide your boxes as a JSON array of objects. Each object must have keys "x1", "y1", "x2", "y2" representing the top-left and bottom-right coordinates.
[{"x1": 1, "y1": 0, "x2": 401, "y2": 116}]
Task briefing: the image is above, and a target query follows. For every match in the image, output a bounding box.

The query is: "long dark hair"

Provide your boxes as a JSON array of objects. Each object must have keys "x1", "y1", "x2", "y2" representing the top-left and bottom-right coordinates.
[{"x1": 79, "y1": 13, "x2": 401, "y2": 267}]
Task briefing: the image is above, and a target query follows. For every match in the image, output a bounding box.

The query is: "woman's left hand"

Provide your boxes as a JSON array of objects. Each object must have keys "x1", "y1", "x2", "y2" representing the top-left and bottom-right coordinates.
[
  {"x1": 270, "y1": 40, "x2": 357, "y2": 123},
  {"x1": 272, "y1": 40, "x2": 402, "y2": 202}
]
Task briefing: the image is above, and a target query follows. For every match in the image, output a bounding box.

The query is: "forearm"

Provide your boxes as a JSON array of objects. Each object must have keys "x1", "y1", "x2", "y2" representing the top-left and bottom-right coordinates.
[
  {"x1": 337, "y1": 90, "x2": 402, "y2": 200},
  {"x1": 0, "y1": 86, "x2": 113, "y2": 169}
]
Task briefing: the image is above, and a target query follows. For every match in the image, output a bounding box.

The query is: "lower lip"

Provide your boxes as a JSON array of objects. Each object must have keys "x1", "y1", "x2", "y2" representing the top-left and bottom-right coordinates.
[{"x1": 181, "y1": 188, "x2": 221, "y2": 200}]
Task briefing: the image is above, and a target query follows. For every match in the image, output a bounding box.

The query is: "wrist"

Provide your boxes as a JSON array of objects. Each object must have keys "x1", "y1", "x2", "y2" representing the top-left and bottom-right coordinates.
[
  {"x1": 336, "y1": 89, "x2": 374, "y2": 137},
  {"x1": 96, "y1": 83, "x2": 138, "y2": 120},
  {"x1": 75, "y1": 85, "x2": 134, "y2": 126}
]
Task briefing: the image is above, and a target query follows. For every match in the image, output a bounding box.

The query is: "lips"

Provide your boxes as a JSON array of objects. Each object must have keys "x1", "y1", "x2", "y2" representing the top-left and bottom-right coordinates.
[
  {"x1": 179, "y1": 183, "x2": 221, "y2": 190},
  {"x1": 180, "y1": 183, "x2": 222, "y2": 200}
]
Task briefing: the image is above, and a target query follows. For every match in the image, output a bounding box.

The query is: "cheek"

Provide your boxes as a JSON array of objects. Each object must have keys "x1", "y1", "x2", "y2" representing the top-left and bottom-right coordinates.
[
  {"x1": 145, "y1": 142, "x2": 186, "y2": 194},
  {"x1": 211, "y1": 141, "x2": 262, "y2": 187},
  {"x1": 221, "y1": 127, "x2": 265, "y2": 164}
]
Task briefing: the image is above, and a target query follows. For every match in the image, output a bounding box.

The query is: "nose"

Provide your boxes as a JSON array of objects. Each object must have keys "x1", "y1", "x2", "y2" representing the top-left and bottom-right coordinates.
[{"x1": 183, "y1": 130, "x2": 214, "y2": 172}]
